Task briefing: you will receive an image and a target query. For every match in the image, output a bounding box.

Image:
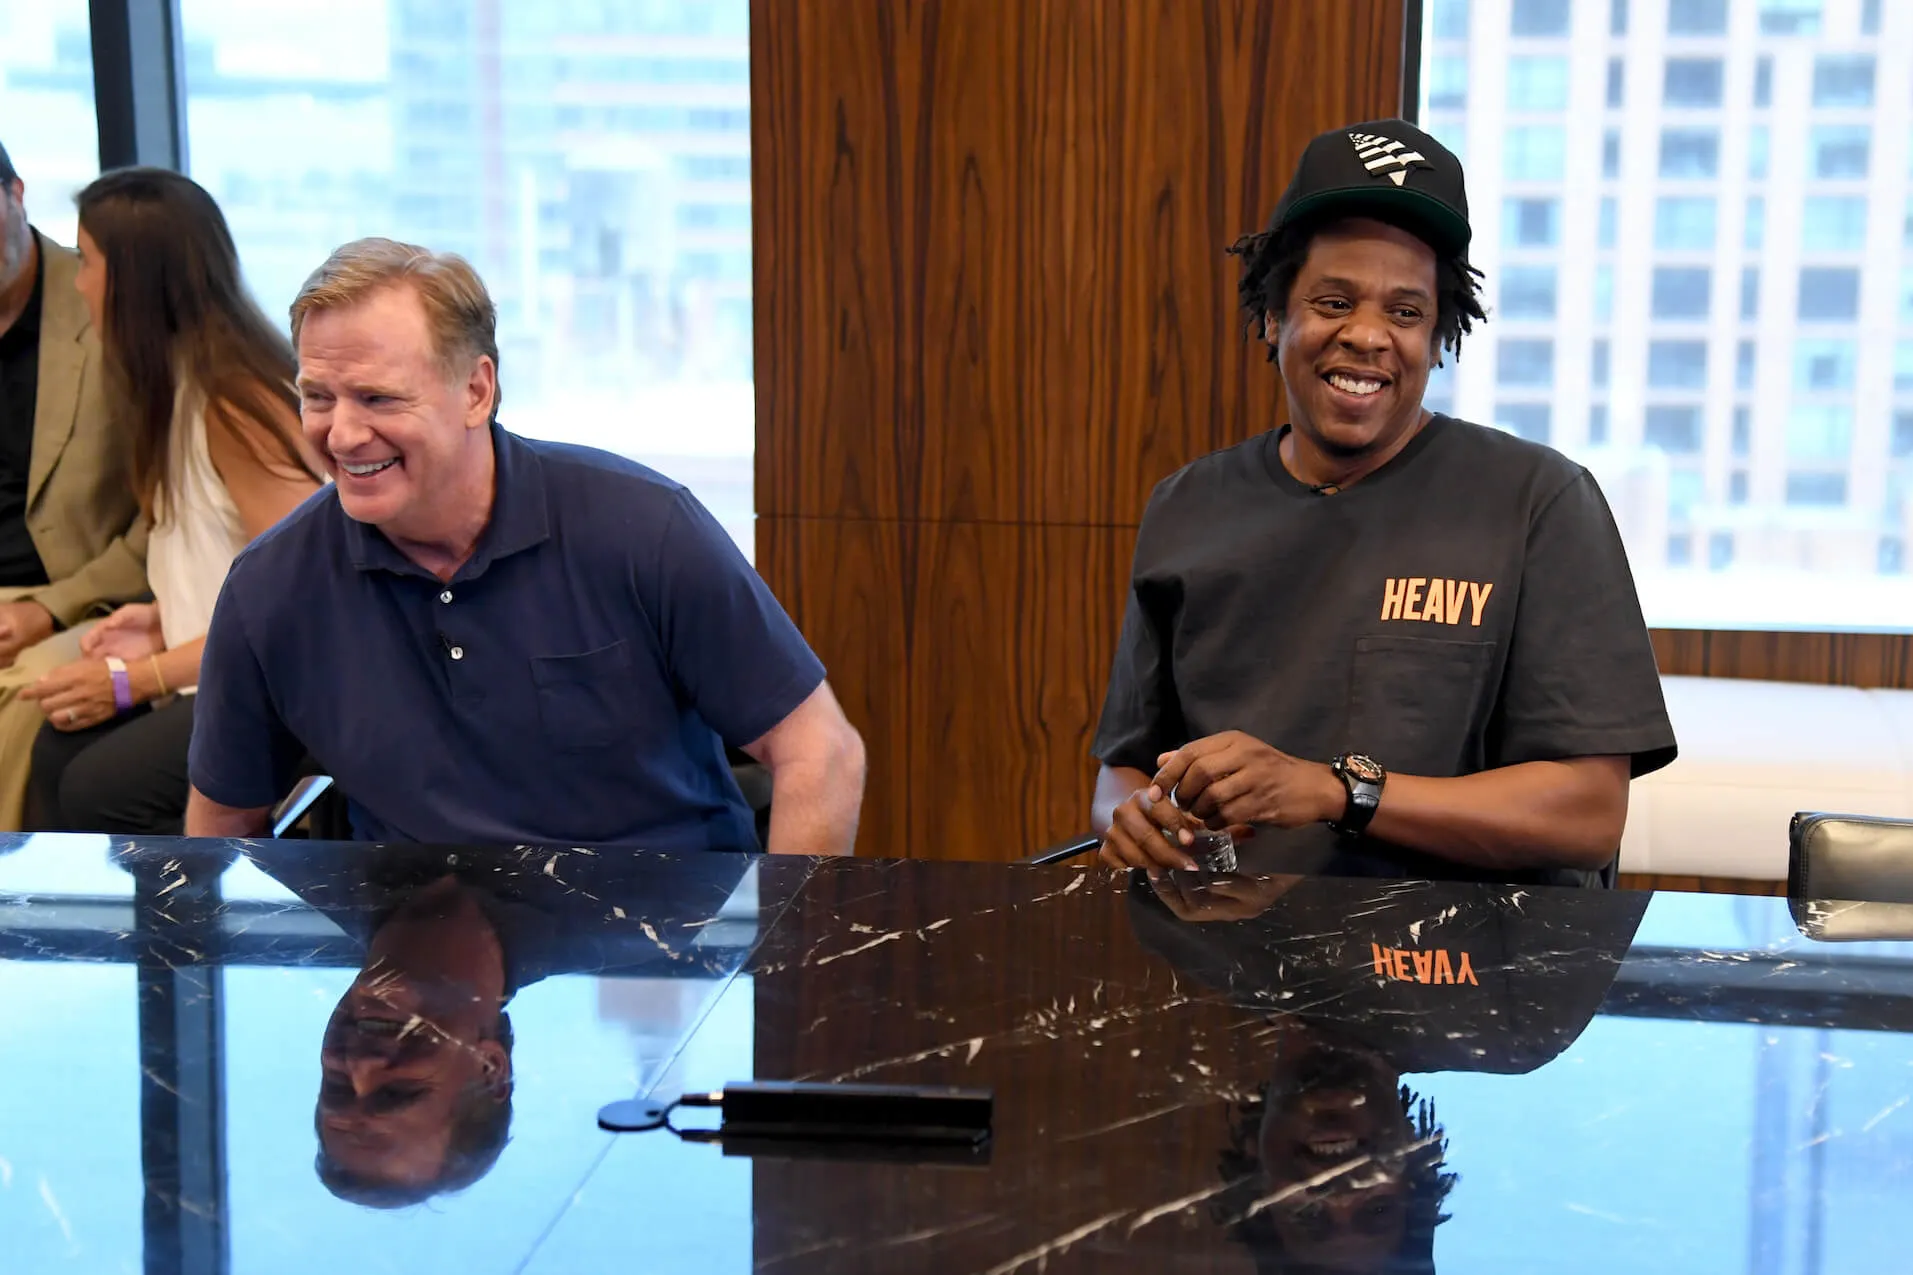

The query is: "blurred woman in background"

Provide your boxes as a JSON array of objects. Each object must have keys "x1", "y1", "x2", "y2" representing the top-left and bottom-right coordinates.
[{"x1": 19, "y1": 167, "x2": 321, "y2": 833}]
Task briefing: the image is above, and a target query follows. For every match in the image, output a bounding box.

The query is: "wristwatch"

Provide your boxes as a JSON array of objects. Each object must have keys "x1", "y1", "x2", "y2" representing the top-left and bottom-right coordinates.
[{"x1": 1329, "y1": 753, "x2": 1386, "y2": 837}]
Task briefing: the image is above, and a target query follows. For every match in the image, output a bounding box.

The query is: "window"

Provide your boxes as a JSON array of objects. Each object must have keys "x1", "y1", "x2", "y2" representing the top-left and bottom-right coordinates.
[
  {"x1": 1510, "y1": 57, "x2": 1570, "y2": 111},
  {"x1": 1590, "y1": 403, "x2": 1610, "y2": 443},
  {"x1": 1802, "y1": 197, "x2": 1867, "y2": 251},
  {"x1": 1863, "y1": 0, "x2": 1882, "y2": 36},
  {"x1": 1893, "y1": 413, "x2": 1913, "y2": 458},
  {"x1": 1901, "y1": 268, "x2": 1913, "y2": 324},
  {"x1": 1511, "y1": 0, "x2": 1571, "y2": 37},
  {"x1": 1611, "y1": 0, "x2": 1628, "y2": 35},
  {"x1": 1812, "y1": 56, "x2": 1875, "y2": 109},
  {"x1": 1649, "y1": 340, "x2": 1708, "y2": 388},
  {"x1": 183, "y1": 0, "x2": 761, "y2": 556},
  {"x1": 1599, "y1": 196, "x2": 1618, "y2": 248},
  {"x1": 1501, "y1": 265, "x2": 1559, "y2": 318},
  {"x1": 1663, "y1": 59, "x2": 1724, "y2": 109},
  {"x1": 1759, "y1": 0, "x2": 1821, "y2": 36},
  {"x1": 1787, "y1": 473, "x2": 1847, "y2": 505},
  {"x1": 1653, "y1": 267, "x2": 1712, "y2": 319},
  {"x1": 1593, "y1": 339, "x2": 1611, "y2": 388},
  {"x1": 1708, "y1": 532, "x2": 1735, "y2": 571},
  {"x1": 1899, "y1": 341, "x2": 1913, "y2": 393},
  {"x1": 1429, "y1": 56, "x2": 1469, "y2": 110},
  {"x1": 1496, "y1": 403, "x2": 1552, "y2": 443},
  {"x1": 1655, "y1": 197, "x2": 1716, "y2": 249},
  {"x1": 1659, "y1": 128, "x2": 1719, "y2": 178},
  {"x1": 1787, "y1": 404, "x2": 1853, "y2": 460},
  {"x1": 1506, "y1": 126, "x2": 1568, "y2": 180},
  {"x1": 1603, "y1": 129, "x2": 1622, "y2": 179},
  {"x1": 1794, "y1": 339, "x2": 1857, "y2": 392},
  {"x1": 1798, "y1": 268, "x2": 1860, "y2": 320},
  {"x1": 1669, "y1": 468, "x2": 1705, "y2": 518},
  {"x1": 1505, "y1": 198, "x2": 1561, "y2": 247},
  {"x1": 1668, "y1": 534, "x2": 1694, "y2": 566},
  {"x1": 1811, "y1": 126, "x2": 1870, "y2": 179},
  {"x1": 1499, "y1": 339, "x2": 1555, "y2": 386},
  {"x1": 1741, "y1": 267, "x2": 1760, "y2": 320},
  {"x1": 1432, "y1": 0, "x2": 1470, "y2": 39},
  {"x1": 1668, "y1": 0, "x2": 1727, "y2": 34},
  {"x1": 0, "y1": 2, "x2": 96, "y2": 248},
  {"x1": 1646, "y1": 406, "x2": 1703, "y2": 453},
  {"x1": 1749, "y1": 126, "x2": 1770, "y2": 180},
  {"x1": 1732, "y1": 407, "x2": 1752, "y2": 455},
  {"x1": 1737, "y1": 339, "x2": 1757, "y2": 390},
  {"x1": 1730, "y1": 470, "x2": 1750, "y2": 503},
  {"x1": 1754, "y1": 57, "x2": 1773, "y2": 109},
  {"x1": 1745, "y1": 197, "x2": 1766, "y2": 250},
  {"x1": 1606, "y1": 59, "x2": 1624, "y2": 109},
  {"x1": 1594, "y1": 264, "x2": 1614, "y2": 321},
  {"x1": 1883, "y1": 538, "x2": 1905, "y2": 575}
]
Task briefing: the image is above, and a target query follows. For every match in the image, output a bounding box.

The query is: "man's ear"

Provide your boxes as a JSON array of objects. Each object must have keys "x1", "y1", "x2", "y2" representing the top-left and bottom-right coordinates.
[{"x1": 1262, "y1": 311, "x2": 1279, "y2": 346}]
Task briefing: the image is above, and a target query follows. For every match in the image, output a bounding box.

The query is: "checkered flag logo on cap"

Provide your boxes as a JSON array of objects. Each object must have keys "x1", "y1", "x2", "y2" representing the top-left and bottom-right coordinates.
[{"x1": 1347, "y1": 131, "x2": 1430, "y2": 187}]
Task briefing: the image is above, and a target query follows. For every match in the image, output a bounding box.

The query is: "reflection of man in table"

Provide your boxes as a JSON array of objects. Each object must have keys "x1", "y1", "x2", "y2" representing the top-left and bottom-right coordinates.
[
  {"x1": 316, "y1": 874, "x2": 514, "y2": 1207},
  {"x1": 241, "y1": 842, "x2": 753, "y2": 1207},
  {"x1": 1129, "y1": 874, "x2": 1647, "y2": 1272}
]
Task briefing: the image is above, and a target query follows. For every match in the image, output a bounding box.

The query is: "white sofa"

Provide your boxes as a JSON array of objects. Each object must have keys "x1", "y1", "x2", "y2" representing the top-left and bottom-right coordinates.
[{"x1": 1619, "y1": 675, "x2": 1913, "y2": 880}]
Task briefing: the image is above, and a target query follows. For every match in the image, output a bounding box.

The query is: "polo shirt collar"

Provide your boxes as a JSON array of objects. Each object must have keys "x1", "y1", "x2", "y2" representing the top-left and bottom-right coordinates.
[{"x1": 345, "y1": 423, "x2": 551, "y2": 580}]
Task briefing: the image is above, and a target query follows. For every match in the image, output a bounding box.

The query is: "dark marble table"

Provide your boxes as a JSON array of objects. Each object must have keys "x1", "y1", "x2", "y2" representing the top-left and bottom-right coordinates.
[{"x1": 4, "y1": 833, "x2": 1913, "y2": 1273}]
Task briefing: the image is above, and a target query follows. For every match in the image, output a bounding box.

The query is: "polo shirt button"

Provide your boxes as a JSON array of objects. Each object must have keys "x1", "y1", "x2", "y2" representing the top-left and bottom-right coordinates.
[
  {"x1": 440, "y1": 590, "x2": 453, "y2": 604},
  {"x1": 449, "y1": 645, "x2": 465, "y2": 660}
]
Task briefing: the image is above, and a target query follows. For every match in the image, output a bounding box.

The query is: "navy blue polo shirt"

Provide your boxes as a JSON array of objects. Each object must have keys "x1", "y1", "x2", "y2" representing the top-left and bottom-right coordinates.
[{"x1": 188, "y1": 425, "x2": 826, "y2": 851}]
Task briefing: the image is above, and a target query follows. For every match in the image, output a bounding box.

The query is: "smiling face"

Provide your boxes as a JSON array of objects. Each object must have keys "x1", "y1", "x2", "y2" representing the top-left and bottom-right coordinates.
[
  {"x1": 1269, "y1": 217, "x2": 1439, "y2": 467},
  {"x1": 296, "y1": 283, "x2": 496, "y2": 551}
]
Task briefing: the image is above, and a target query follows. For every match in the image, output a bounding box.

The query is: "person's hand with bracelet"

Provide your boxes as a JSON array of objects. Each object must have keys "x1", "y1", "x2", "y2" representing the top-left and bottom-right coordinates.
[{"x1": 22, "y1": 653, "x2": 151, "y2": 732}]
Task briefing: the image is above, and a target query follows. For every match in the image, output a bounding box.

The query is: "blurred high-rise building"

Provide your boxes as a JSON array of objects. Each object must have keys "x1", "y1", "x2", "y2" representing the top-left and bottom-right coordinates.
[{"x1": 1423, "y1": 0, "x2": 1912, "y2": 627}]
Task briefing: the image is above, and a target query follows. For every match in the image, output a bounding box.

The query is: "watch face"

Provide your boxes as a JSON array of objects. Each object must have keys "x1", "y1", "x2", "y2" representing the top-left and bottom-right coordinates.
[{"x1": 1344, "y1": 754, "x2": 1385, "y2": 784}]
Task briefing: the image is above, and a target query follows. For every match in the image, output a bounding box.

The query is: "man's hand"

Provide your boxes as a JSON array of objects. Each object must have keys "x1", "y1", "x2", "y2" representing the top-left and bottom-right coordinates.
[
  {"x1": 21, "y1": 659, "x2": 118, "y2": 731},
  {"x1": 81, "y1": 603, "x2": 162, "y2": 661},
  {"x1": 1150, "y1": 871, "x2": 1303, "y2": 923},
  {"x1": 1100, "y1": 785, "x2": 1213, "y2": 871},
  {"x1": 1151, "y1": 731, "x2": 1343, "y2": 831},
  {"x1": 0, "y1": 599, "x2": 56, "y2": 668}
]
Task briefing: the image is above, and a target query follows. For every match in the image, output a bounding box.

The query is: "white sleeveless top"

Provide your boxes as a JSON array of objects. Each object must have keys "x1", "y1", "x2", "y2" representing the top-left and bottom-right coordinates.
[{"x1": 147, "y1": 384, "x2": 248, "y2": 689}]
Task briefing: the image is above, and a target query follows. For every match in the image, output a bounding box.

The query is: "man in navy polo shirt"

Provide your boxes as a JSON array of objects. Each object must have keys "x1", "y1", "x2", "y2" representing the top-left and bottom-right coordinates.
[{"x1": 185, "y1": 238, "x2": 865, "y2": 853}]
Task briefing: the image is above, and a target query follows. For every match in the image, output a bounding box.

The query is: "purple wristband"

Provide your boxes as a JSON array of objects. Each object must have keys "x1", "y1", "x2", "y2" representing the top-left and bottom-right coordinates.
[{"x1": 106, "y1": 657, "x2": 133, "y2": 712}]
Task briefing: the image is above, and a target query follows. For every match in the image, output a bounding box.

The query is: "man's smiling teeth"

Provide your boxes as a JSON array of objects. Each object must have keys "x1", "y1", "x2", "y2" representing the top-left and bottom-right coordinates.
[
  {"x1": 1327, "y1": 372, "x2": 1385, "y2": 396},
  {"x1": 341, "y1": 459, "x2": 398, "y2": 477}
]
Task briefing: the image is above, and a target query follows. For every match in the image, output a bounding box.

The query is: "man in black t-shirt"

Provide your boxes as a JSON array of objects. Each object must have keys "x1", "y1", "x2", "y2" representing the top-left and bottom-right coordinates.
[{"x1": 1092, "y1": 120, "x2": 1677, "y2": 887}]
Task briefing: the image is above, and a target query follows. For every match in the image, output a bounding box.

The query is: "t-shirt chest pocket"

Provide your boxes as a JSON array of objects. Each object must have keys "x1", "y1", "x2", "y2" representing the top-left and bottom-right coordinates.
[
  {"x1": 1344, "y1": 634, "x2": 1498, "y2": 778},
  {"x1": 531, "y1": 641, "x2": 637, "y2": 752}
]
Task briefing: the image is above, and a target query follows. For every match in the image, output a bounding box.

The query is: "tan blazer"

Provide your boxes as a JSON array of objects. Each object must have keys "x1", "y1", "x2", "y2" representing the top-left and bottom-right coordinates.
[{"x1": 23, "y1": 231, "x2": 147, "y2": 626}]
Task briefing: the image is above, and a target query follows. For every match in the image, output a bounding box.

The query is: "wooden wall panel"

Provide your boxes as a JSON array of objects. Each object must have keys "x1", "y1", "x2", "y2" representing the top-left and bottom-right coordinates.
[
  {"x1": 759, "y1": 517, "x2": 1131, "y2": 858},
  {"x1": 1652, "y1": 630, "x2": 1913, "y2": 689},
  {"x1": 753, "y1": 0, "x2": 1408, "y2": 858},
  {"x1": 752, "y1": 0, "x2": 1406, "y2": 528}
]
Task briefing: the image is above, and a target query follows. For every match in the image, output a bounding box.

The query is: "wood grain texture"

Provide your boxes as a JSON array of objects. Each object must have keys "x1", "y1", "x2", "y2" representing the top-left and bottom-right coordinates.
[
  {"x1": 1652, "y1": 630, "x2": 1913, "y2": 689},
  {"x1": 751, "y1": 0, "x2": 1406, "y2": 527},
  {"x1": 759, "y1": 517, "x2": 1132, "y2": 858},
  {"x1": 1617, "y1": 872, "x2": 1786, "y2": 897}
]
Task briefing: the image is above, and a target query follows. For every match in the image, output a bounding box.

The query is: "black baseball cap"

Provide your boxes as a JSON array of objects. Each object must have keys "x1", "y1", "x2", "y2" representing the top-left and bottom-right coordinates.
[
  {"x1": 1266, "y1": 119, "x2": 1471, "y2": 257},
  {"x1": 0, "y1": 141, "x2": 16, "y2": 185}
]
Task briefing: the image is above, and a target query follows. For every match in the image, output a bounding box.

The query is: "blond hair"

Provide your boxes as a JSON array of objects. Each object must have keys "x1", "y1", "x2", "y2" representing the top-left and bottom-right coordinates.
[{"x1": 290, "y1": 237, "x2": 501, "y2": 421}]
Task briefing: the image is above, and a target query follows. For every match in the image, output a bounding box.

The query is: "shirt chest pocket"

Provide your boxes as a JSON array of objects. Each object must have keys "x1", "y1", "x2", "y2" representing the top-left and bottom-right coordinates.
[
  {"x1": 531, "y1": 641, "x2": 636, "y2": 752},
  {"x1": 1345, "y1": 634, "x2": 1498, "y2": 778}
]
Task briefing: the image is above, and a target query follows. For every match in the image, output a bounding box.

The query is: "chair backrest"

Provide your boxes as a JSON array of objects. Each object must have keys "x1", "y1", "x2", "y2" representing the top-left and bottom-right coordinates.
[{"x1": 1788, "y1": 812, "x2": 1913, "y2": 904}]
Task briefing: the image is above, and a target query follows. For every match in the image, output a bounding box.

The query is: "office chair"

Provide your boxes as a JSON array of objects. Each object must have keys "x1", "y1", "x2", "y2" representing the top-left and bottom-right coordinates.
[{"x1": 1788, "y1": 812, "x2": 1913, "y2": 905}]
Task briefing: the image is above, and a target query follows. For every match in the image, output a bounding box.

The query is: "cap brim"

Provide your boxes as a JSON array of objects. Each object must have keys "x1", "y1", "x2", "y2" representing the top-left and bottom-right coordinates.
[{"x1": 1279, "y1": 186, "x2": 1471, "y2": 257}]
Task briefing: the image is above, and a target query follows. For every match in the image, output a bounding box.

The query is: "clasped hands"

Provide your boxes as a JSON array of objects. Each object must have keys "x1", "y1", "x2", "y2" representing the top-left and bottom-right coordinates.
[
  {"x1": 19, "y1": 603, "x2": 162, "y2": 733},
  {"x1": 1099, "y1": 730, "x2": 1344, "y2": 872}
]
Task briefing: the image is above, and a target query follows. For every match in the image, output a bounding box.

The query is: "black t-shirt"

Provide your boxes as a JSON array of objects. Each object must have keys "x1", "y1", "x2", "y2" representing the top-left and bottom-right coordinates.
[
  {"x1": 1093, "y1": 415, "x2": 1677, "y2": 886},
  {"x1": 0, "y1": 235, "x2": 50, "y2": 587}
]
